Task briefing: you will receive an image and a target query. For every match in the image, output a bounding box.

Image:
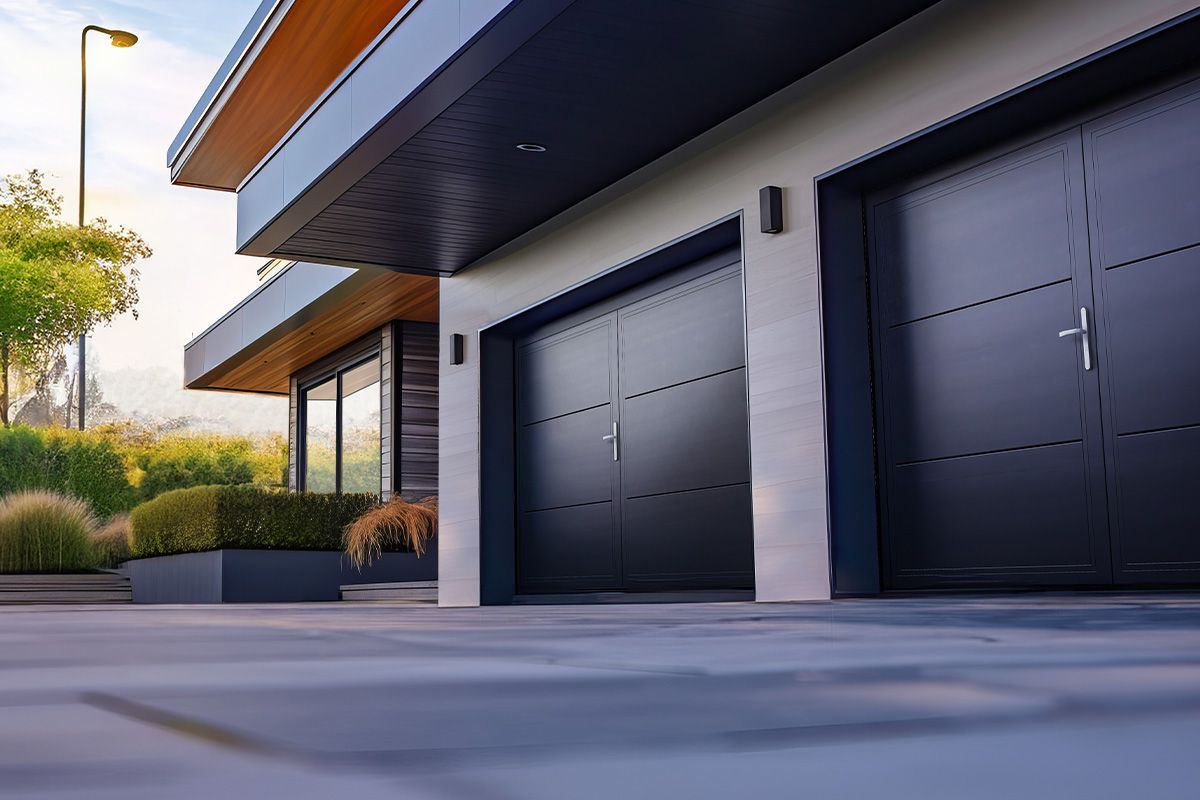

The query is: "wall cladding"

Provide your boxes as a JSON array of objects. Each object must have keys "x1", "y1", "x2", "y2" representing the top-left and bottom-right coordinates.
[{"x1": 395, "y1": 321, "x2": 439, "y2": 500}]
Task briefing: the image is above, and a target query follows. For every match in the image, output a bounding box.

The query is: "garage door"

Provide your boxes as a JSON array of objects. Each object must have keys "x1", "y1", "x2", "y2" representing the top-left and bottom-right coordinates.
[
  {"x1": 869, "y1": 77, "x2": 1200, "y2": 589},
  {"x1": 515, "y1": 255, "x2": 754, "y2": 594}
]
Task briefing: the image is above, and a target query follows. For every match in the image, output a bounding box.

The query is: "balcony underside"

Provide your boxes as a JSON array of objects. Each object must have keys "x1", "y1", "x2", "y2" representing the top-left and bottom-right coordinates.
[
  {"x1": 236, "y1": 0, "x2": 938, "y2": 275},
  {"x1": 184, "y1": 263, "x2": 438, "y2": 395}
]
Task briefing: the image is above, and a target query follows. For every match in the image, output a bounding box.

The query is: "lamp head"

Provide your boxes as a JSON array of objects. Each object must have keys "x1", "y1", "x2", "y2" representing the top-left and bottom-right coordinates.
[{"x1": 108, "y1": 30, "x2": 138, "y2": 47}]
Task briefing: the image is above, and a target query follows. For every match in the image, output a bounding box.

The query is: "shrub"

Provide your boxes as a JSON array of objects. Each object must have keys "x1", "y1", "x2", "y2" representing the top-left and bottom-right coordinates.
[
  {"x1": 130, "y1": 433, "x2": 286, "y2": 501},
  {"x1": 0, "y1": 426, "x2": 135, "y2": 517},
  {"x1": 90, "y1": 513, "x2": 131, "y2": 568},
  {"x1": 344, "y1": 496, "x2": 437, "y2": 569},
  {"x1": 0, "y1": 490, "x2": 98, "y2": 573},
  {"x1": 129, "y1": 485, "x2": 377, "y2": 558}
]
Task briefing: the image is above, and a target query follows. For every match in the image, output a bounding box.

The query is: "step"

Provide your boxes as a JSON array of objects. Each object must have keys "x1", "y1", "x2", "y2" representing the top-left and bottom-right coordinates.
[
  {"x1": 340, "y1": 580, "x2": 437, "y2": 603},
  {"x1": 0, "y1": 573, "x2": 132, "y2": 604}
]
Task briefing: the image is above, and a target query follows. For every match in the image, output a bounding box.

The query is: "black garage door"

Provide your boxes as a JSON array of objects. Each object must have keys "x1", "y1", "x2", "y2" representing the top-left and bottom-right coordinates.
[
  {"x1": 869, "y1": 76, "x2": 1200, "y2": 589},
  {"x1": 515, "y1": 253, "x2": 754, "y2": 594}
]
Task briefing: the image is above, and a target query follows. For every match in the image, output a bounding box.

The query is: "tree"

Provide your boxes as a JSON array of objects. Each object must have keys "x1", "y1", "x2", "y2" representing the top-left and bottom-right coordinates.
[{"x1": 0, "y1": 170, "x2": 150, "y2": 426}]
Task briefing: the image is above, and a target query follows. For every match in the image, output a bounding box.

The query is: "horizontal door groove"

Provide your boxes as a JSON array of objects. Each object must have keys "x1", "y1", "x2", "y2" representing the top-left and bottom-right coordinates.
[
  {"x1": 893, "y1": 438, "x2": 1083, "y2": 468},
  {"x1": 624, "y1": 481, "x2": 750, "y2": 503},
  {"x1": 520, "y1": 498, "x2": 611, "y2": 515},
  {"x1": 520, "y1": 401, "x2": 610, "y2": 429},
  {"x1": 887, "y1": 277, "x2": 1072, "y2": 329},
  {"x1": 622, "y1": 365, "x2": 745, "y2": 402},
  {"x1": 1102, "y1": 239, "x2": 1200, "y2": 272},
  {"x1": 1117, "y1": 419, "x2": 1200, "y2": 440}
]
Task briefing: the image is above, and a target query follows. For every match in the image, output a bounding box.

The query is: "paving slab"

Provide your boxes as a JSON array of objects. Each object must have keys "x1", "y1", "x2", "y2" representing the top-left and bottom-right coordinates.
[{"x1": 0, "y1": 593, "x2": 1198, "y2": 798}]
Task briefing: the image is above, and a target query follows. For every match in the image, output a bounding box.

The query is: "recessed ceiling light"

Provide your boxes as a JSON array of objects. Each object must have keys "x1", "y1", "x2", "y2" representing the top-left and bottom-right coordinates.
[{"x1": 516, "y1": 143, "x2": 547, "y2": 152}]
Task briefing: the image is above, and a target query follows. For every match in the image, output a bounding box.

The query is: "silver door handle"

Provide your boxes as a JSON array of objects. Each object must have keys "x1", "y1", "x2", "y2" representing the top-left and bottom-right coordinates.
[
  {"x1": 1058, "y1": 306, "x2": 1091, "y2": 371},
  {"x1": 601, "y1": 421, "x2": 619, "y2": 462}
]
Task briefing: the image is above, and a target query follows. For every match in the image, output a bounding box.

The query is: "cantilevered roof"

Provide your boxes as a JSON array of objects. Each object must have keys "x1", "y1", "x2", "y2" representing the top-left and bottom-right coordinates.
[
  {"x1": 168, "y1": 0, "x2": 414, "y2": 190},
  {"x1": 230, "y1": 0, "x2": 939, "y2": 274},
  {"x1": 183, "y1": 261, "x2": 437, "y2": 394}
]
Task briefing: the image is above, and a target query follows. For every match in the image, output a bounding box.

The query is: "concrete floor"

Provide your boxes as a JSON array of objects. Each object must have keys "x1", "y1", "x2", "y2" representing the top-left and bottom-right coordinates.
[{"x1": 2, "y1": 594, "x2": 1199, "y2": 799}]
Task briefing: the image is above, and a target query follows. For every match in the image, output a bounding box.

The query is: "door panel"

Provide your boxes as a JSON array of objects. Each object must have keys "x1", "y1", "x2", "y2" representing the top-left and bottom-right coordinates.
[
  {"x1": 517, "y1": 503, "x2": 620, "y2": 590},
  {"x1": 623, "y1": 484, "x2": 754, "y2": 589},
  {"x1": 1085, "y1": 86, "x2": 1200, "y2": 268},
  {"x1": 889, "y1": 443, "x2": 1098, "y2": 585},
  {"x1": 620, "y1": 368, "x2": 751, "y2": 499},
  {"x1": 1100, "y1": 248, "x2": 1200, "y2": 435},
  {"x1": 618, "y1": 271, "x2": 746, "y2": 397},
  {"x1": 519, "y1": 404, "x2": 616, "y2": 511},
  {"x1": 1110, "y1": 428, "x2": 1200, "y2": 572},
  {"x1": 875, "y1": 147, "x2": 1077, "y2": 325},
  {"x1": 882, "y1": 282, "x2": 1084, "y2": 463},
  {"x1": 1084, "y1": 77, "x2": 1200, "y2": 584},
  {"x1": 871, "y1": 130, "x2": 1111, "y2": 588},
  {"x1": 518, "y1": 320, "x2": 612, "y2": 424}
]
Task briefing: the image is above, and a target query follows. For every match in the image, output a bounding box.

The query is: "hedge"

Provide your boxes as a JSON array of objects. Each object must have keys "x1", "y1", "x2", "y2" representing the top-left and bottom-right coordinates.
[
  {"x1": 0, "y1": 426, "x2": 135, "y2": 518},
  {"x1": 129, "y1": 485, "x2": 377, "y2": 558}
]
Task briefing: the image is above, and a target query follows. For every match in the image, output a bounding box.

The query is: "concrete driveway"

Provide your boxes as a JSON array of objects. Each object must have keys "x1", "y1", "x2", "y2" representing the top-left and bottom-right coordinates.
[{"x1": 1, "y1": 593, "x2": 1199, "y2": 799}]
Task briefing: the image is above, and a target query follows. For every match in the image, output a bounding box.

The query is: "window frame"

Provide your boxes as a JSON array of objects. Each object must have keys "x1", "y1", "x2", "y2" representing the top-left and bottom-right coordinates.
[{"x1": 297, "y1": 340, "x2": 382, "y2": 495}]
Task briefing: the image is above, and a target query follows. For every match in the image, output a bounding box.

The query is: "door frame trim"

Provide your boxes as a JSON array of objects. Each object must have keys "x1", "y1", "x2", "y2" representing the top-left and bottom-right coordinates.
[
  {"x1": 814, "y1": 8, "x2": 1200, "y2": 596},
  {"x1": 477, "y1": 214, "x2": 749, "y2": 604}
]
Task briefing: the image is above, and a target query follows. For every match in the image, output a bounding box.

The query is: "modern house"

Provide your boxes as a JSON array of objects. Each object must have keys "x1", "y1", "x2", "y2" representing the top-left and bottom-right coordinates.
[{"x1": 172, "y1": 0, "x2": 1200, "y2": 606}]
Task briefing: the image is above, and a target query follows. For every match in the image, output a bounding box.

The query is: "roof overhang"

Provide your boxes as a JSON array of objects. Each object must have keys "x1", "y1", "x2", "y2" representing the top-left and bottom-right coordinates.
[
  {"x1": 167, "y1": 0, "x2": 414, "y2": 190},
  {"x1": 230, "y1": 0, "x2": 939, "y2": 274},
  {"x1": 184, "y1": 261, "x2": 437, "y2": 394}
]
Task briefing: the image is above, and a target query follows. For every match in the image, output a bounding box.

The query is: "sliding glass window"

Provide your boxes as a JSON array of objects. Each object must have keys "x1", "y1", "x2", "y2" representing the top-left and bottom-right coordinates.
[{"x1": 300, "y1": 353, "x2": 381, "y2": 494}]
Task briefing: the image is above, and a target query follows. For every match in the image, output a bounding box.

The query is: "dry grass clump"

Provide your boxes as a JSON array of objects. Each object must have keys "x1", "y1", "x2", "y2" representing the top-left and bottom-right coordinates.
[
  {"x1": 90, "y1": 513, "x2": 132, "y2": 568},
  {"x1": 343, "y1": 495, "x2": 437, "y2": 570},
  {"x1": 0, "y1": 490, "x2": 98, "y2": 573}
]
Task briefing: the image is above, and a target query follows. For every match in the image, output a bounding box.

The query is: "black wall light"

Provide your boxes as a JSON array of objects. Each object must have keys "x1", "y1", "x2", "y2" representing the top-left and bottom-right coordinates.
[
  {"x1": 449, "y1": 333, "x2": 465, "y2": 365},
  {"x1": 759, "y1": 185, "x2": 783, "y2": 234}
]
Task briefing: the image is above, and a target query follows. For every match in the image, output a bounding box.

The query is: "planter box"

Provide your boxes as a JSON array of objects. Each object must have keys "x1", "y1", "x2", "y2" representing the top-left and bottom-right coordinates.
[{"x1": 124, "y1": 549, "x2": 436, "y2": 604}]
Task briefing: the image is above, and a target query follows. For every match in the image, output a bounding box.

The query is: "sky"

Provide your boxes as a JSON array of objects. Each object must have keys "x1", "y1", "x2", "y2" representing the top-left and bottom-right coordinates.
[{"x1": 0, "y1": 0, "x2": 287, "y2": 433}]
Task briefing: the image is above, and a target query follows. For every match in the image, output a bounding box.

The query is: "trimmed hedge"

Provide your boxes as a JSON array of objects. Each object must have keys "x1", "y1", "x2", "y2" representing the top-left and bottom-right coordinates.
[
  {"x1": 129, "y1": 485, "x2": 377, "y2": 558},
  {"x1": 0, "y1": 426, "x2": 134, "y2": 518}
]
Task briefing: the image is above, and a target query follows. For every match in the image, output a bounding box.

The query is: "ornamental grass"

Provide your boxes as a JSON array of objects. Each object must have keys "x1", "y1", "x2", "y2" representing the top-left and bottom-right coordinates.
[
  {"x1": 343, "y1": 495, "x2": 438, "y2": 570},
  {"x1": 90, "y1": 513, "x2": 132, "y2": 568},
  {"x1": 0, "y1": 490, "x2": 98, "y2": 573}
]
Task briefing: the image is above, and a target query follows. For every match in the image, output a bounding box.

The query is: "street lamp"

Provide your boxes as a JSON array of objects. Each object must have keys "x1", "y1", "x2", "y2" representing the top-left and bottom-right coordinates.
[{"x1": 77, "y1": 25, "x2": 138, "y2": 430}]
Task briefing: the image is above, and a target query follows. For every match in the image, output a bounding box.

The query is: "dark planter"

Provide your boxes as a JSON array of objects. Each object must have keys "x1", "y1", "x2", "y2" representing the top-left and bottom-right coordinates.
[{"x1": 124, "y1": 549, "x2": 437, "y2": 604}]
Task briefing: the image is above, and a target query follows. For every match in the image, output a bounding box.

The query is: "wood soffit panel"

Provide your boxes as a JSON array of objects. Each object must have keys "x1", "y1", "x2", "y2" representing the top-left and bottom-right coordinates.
[
  {"x1": 196, "y1": 270, "x2": 438, "y2": 395},
  {"x1": 176, "y1": 0, "x2": 413, "y2": 190}
]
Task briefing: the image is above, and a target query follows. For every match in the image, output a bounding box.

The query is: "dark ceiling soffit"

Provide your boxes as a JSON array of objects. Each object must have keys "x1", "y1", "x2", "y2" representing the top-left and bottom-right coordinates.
[
  {"x1": 236, "y1": 0, "x2": 938, "y2": 275},
  {"x1": 167, "y1": 0, "x2": 279, "y2": 169},
  {"x1": 183, "y1": 268, "x2": 374, "y2": 392},
  {"x1": 236, "y1": 0, "x2": 571, "y2": 258}
]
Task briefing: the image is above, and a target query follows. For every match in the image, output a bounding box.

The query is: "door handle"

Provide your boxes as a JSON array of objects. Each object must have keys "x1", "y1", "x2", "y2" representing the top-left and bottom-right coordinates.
[
  {"x1": 1058, "y1": 306, "x2": 1091, "y2": 371},
  {"x1": 601, "y1": 421, "x2": 619, "y2": 462}
]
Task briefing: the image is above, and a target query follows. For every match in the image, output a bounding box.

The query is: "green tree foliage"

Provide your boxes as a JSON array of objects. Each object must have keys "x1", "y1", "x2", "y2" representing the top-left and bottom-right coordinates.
[
  {"x1": 0, "y1": 425, "x2": 134, "y2": 518},
  {"x1": 0, "y1": 424, "x2": 288, "y2": 517},
  {"x1": 0, "y1": 170, "x2": 151, "y2": 426}
]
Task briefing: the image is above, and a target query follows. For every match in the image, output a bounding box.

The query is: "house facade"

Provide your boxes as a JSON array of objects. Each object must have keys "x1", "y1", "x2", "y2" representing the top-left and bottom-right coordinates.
[{"x1": 173, "y1": 0, "x2": 1200, "y2": 605}]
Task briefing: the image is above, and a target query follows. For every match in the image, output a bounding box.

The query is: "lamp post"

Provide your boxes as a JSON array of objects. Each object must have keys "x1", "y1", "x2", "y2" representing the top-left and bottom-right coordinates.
[{"x1": 78, "y1": 24, "x2": 138, "y2": 430}]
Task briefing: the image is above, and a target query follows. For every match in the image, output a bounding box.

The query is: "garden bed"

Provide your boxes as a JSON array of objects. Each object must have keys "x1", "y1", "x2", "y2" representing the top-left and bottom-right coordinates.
[{"x1": 125, "y1": 548, "x2": 437, "y2": 603}]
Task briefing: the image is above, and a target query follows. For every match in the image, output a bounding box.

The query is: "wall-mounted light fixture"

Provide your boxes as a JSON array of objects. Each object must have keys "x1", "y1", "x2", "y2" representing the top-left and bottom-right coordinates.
[
  {"x1": 449, "y1": 333, "x2": 465, "y2": 365},
  {"x1": 759, "y1": 185, "x2": 783, "y2": 234}
]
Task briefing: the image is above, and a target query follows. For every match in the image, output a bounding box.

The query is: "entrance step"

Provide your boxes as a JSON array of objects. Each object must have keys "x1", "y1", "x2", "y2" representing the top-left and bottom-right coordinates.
[
  {"x1": 340, "y1": 580, "x2": 437, "y2": 603},
  {"x1": 0, "y1": 572, "x2": 132, "y2": 605}
]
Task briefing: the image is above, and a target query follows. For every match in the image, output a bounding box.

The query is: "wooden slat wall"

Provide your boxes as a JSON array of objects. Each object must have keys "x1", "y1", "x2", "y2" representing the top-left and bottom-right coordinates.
[
  {"x1": 288, "y1": 376, "x2": 299, "y2": 491},
  {"x1": 380, "y1": 323, "x2": 394, "y2": 499},
  {"x1": 397, "y1": 321, "x2": 439, "y2": 500}
]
